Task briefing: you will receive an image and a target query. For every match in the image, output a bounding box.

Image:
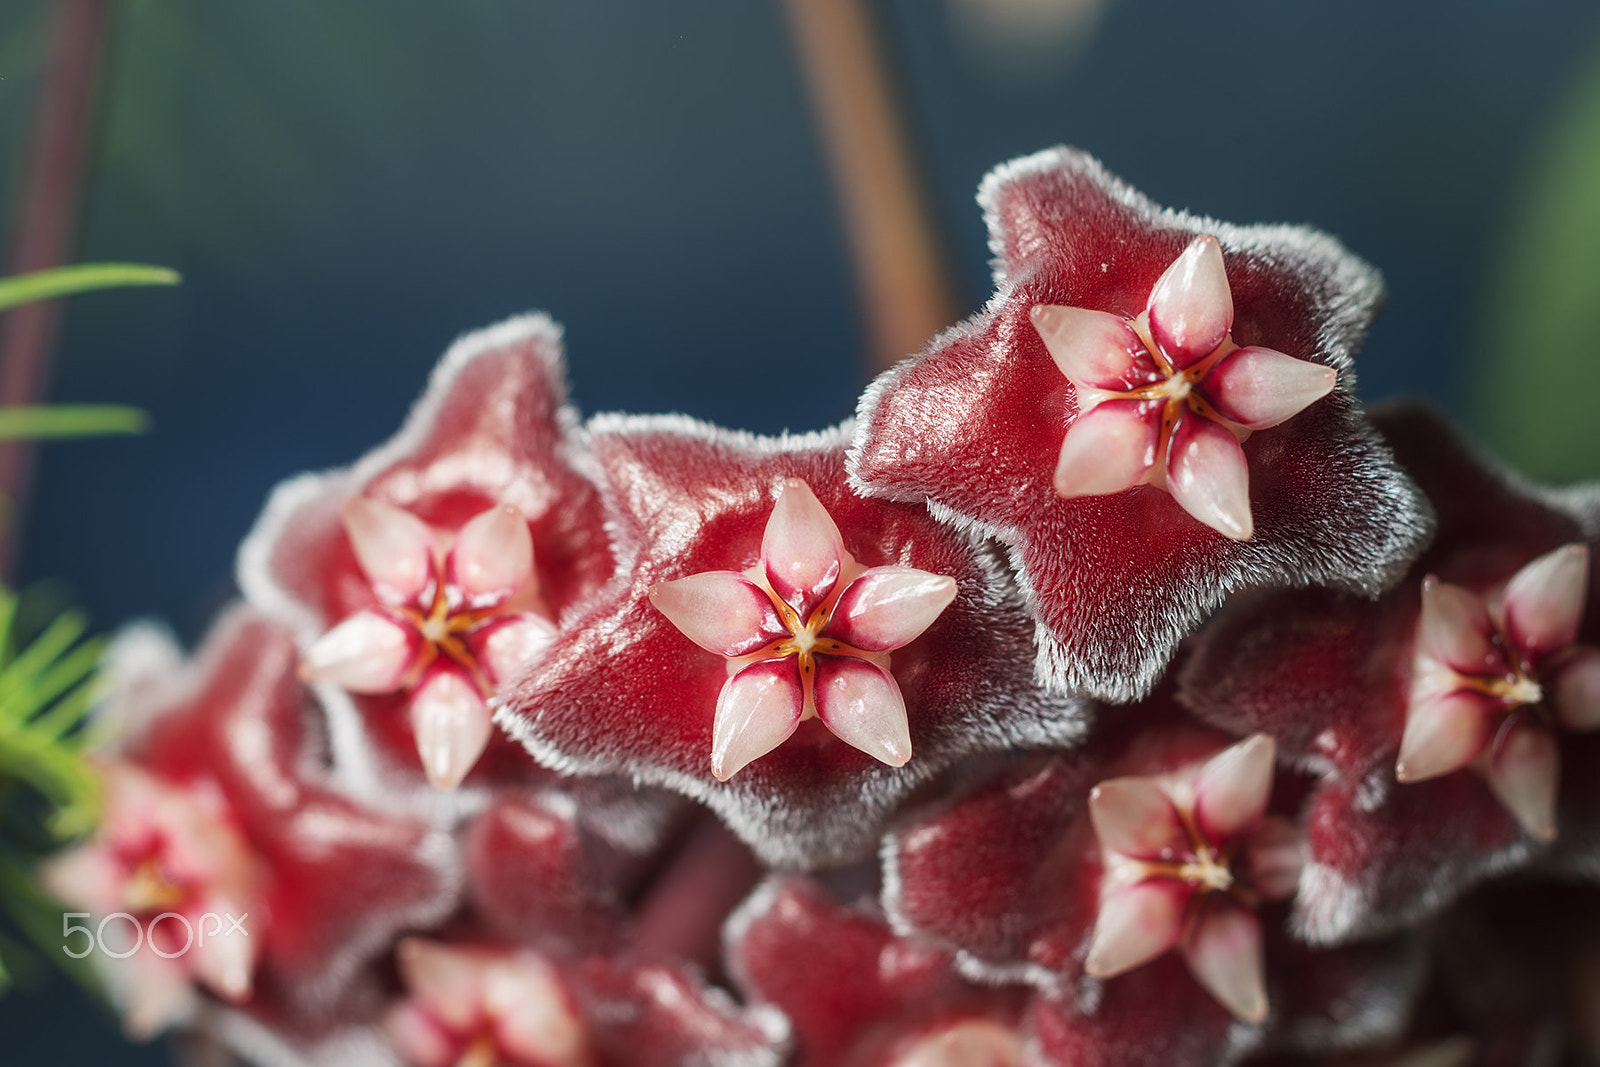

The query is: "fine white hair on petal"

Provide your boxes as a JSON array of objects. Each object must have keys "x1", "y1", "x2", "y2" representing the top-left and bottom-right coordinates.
[
  {"x1": 851, "y1": 146, "x2": 1435, "y2": 704},
  {"x1": 500, "y1": 412, "x2": 1086, "y2": 868}
]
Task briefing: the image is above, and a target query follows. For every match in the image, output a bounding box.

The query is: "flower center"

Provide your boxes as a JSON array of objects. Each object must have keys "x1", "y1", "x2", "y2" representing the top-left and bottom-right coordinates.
[
  {"x1": 395, "y1": 574, "x2": 502, "y2": 694},
  {"x1": 123, "y1": 855, "x2": 186, "y2": 913}
]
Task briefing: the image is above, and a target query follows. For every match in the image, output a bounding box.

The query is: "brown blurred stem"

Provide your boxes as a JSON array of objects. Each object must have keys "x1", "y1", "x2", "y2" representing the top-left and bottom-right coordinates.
[
  {"x1": 0, "y1": 0, "x2": 113, "y2": 579},
  {"x1": 781, "y1": 0, "x2": 959, "y2": 377}
]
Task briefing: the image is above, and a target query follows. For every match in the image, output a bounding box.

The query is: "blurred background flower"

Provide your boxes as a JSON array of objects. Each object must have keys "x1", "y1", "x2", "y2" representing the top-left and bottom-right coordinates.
[{"x1": 2, "y1": 0, "x2": 1599, "y2": 1062}]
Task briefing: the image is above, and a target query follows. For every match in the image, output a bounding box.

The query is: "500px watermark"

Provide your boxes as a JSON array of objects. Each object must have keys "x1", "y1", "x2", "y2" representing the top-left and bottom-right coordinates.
[{"x1": 61, "y1": 911, "x2": 249, "y2": 959}]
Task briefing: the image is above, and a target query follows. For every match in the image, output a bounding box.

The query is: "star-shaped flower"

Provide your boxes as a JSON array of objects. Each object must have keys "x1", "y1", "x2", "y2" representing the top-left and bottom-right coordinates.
[
  {"x1": 299, "y1": 496, "x2": 557, "y2": 789},
  {"x1": 41, "y1": 607, "x2": 460, "y2": 1038},
  {"x1": 240, "y1": 314, "x2": 614, "y2": 792},
  {"x1": 1034, "y1": 234, "x2": 1336, "y2": 540},
  {"x1": 1178, "y1": 404, "x2": 1600, "y2": 943},
  {"x1": 1083, "y1": 734, "x2": 1299, "y2": 1023},
  {"x1": 1398, "y1": 544, "x2": 1600, "y2": 839},
  {"x1": 385, "y1": 939, "x2": 593, "y2": 1067},
  {"x1": 883, "y1": 705, "x2": 1421, "y2": 1064},
  {"x1": 649, "y1": 478, "x2": 957, "y2": 780},
  {"x1": 499, "y1": 415, "x2": 1081, "y2": 867},
  {"x1": 385, "y1": 937, "x2": 786, "y2": 1067},
  {"x1": 850, "y1": 146, "x2": 1430, "y2": 701}
]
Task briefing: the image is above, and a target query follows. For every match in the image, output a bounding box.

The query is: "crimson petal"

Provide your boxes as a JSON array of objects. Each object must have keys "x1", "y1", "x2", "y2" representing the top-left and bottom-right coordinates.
[
  {"x1": 850, "y1": 146, "x2": 1429, "y2": 702},
  {"x1": 500, "y1": 416, "x2": 1081, "y2": 867},
  {"x1": 238, "y1": 314, "x2": 613, "y2": 789},
  {"x1": 1180, "y1": 403, "x2": 1600, "y2": 944}
]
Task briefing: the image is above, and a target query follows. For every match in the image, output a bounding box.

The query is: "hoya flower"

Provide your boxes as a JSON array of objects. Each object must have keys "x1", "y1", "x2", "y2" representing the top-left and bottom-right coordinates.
[
  {"x1": 385, "y1": 939, "x2": 785, "y2": 1067},
  {"x1": 42, "y1": 759, "x2": 262, "y2": 1038},
  {"x1": 299, "y1": 497, "x2": 556, "y2": 789},
  {"x1": 1399, "y1": 544, "x2": 1600, "y2": 838},
  {"x1": 500, "y1": 416, "x2": 1081, "y2": 867},
  {"x1": 726, "y1": 878, "x2": 1028, "y2": 1067},
  {"x1": 650, "y1": 478, "x2": 957, "y2": 780},
  {"x1": 1082, "y1": 733, "x2": 1299, "y2": 1023},
  {"x1": 384, "y1": 939, "x2": 593, "y2": 1067},
  {"x1": 1033, "y1": 235, "x2": 1335, "y2": 540},
  {"x1": 42, "y1": 608, "x2": 459, "y2": 1039},
  {"x1": 240, "y1": 314, "x2": 614, "y2": 792},
  {"x1": 884, "y1": 707, "x2": 1420, "y2": 1065},
  {"x1": 850, "y1": 146, "x2": 1430, "y2": 701},
  {"x1": 1179, "y1": 404, "x2": 1600, "y2": 943}
]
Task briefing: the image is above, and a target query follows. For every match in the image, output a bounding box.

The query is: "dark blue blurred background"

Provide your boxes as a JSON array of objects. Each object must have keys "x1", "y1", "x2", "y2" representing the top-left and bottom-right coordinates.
[{"x1": 2, "y1": 1, "x2": 1598, "y2": 1061}]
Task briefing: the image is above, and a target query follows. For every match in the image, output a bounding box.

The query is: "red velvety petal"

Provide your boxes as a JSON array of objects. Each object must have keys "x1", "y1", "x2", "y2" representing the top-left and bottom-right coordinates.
[
  {"x1": 851, "y1": 147, "x2": 1428, "y2": 702},
  {"x1": 1180, "y1": 404, "x2": 1600, "y2": 944},
  {"x1": 238, "y1": 315, "x2": 614, "y2": 785},
  {"x1": 115, "y1": 607, "x2": 460, "y2": 1023},
  {"x1": 565, "y1": 955, "x2": 785, "y2": 1067},
  {"x1": 461, "y1": 791, "x2": 625, "y2": 954},
  {"x1": 727, "y1": 878, "x2": 1026, "y2": 1067},
  {"x1": 885, "y1": 703, "x2": 1261, "y2": 990},
  {"x1": 1027, "y1": 912, "x2": 1421, "y2": 1067},
  {"x1": 501, "y1": 416, "x2": 1082, "y2": 867}
]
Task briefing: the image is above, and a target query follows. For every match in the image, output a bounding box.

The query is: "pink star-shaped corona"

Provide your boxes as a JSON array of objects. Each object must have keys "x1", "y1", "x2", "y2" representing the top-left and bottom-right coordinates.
[
  {"x1": 1398, "y1": 543, "x2": 1600, "y2": 839},
  {"x1": 300, "y1": 498, "x2": 557, "y2": 789},
  {"x1": 1032, "y1": 235, "x2": 1336, "y2": 540},
  {"x1": 1084, "y1": 734, "x2": 1303, "y2": 1023},
  {"x1": 385, "y1": 939, "x2": 593, "y2": 1067},
  {"x1": 650, "y1": 479, "x2": 957, "y2": 780},
  {"x1": 41, "y1": 760, "x2": 262, "y2": 1037}
]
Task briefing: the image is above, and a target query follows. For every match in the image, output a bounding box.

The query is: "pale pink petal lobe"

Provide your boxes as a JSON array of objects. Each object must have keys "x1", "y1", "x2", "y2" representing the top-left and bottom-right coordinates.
[
  {"x1": 396, "y1": 939, "x2": 484, "y2": 1030},
  {"x1": 410, "y1": 670, "x2": 495, "y2": 789},
  {"x1": 1147, "y1": 235, "x2": 1232, "y2": 367},
  {"x1": 651, "y1": 572, "x2": 785, "y2": 657},
  {"x1": 1088, "y1": 777, "x2": 1185, "y2": 860},
  {"x1": 1550, "y1": 645, "x2": 1600, "y2": 731},
  {"x1": 1485, "y1": 721, "x2": 1560, "y2": 840},
  {"x1": 712, "y1": 660, "x2": 804, "y2": 781},
  {"x1": 813, "y1": 657, "x2": 912, "y2": 767},
  {"x1": 1243, "y1": 816, "x2": 1306, "y2": 902},
  {"x1": 1193, "y1": 733, "x2": 1276, "y2": 842},
  {"x1": 343, "y1": 497, "x2": 437, "y2": 604},
  {"x1": 189, "y1": 917, "x2": 256, "y2": 1002},
  {"x1": 301, "y1": 610, "x2": 416, "y2": 692},
  {"x1": 1417, "y1": 577, "x2": 1499, "y2": 675},
  {"x1": 448, "y1": 504, "x2": 535, "y2": 607},
  {"x1": 485, "y1": 958, "x2": 590, "y2": 1067},
  {"x1": 1029, "y1": 304, "x2": 1155, "y2": 389},
  {"x1": 1084, "y1": 880, "x2": 1186, "y2": 977},
  {"x1": 1502, "y1": 543, "x2": 1589, "y2": 663},
  {"x1": 468, "y1": 612, "x2": 559, "y2": 685},
  {"x1": 1396, "y1": 690, "x2": 1494, "y2": 782},
  {"x1": 762, "y1": 479, "x2": 846, "y2": 615},
  {"x1": 890, "y1": 1020, "x2": 1023, "y2": 1067},
  {"x1": 1182, "y1": 902, "x2": 1267, "y2": 1023},
  {"x1": 827, "y1": 566, "x2": 958, "y2": 651},
  {"x1": 1200, "y1": 346, "x2": 1336, "y2": 430},
  {"x1": 1052, "y1": 398, "x2": 1161, "y2": 499},
  {"x1": 1166, "y1": 413, "x2": 1253, "y2": 540}
]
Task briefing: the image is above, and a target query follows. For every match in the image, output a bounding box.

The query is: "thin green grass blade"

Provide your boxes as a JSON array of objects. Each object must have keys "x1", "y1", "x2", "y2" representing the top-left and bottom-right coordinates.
[
  {"x1": 0, "y1": 406, "x2": 148, "y2": 440},
  {"x1": 0, "y1": 612, "x2": 88, "y2": 716},
  {"x1": 0, "y1": 263, "x2": 179, "y2": 313}
]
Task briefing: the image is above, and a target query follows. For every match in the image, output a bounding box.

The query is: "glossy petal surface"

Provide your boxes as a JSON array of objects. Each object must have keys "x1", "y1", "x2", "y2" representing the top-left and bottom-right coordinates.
[
  {"x1": 851, "y1": 146, "x2": 1427, "y2": 701},
  {"x1": 502, "y1": 416, "x2": 1081, "y2": 867},
  {"x1": 1179, "y1": 404, "x2": 1600, "y2": 944},
  {"x1": 239, "y1": 315, "x2": 614, "y2": 788}
]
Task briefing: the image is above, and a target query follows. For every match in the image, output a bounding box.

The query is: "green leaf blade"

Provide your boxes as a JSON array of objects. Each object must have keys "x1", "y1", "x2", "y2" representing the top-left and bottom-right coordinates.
[{"x1": 0, "y1": 263, "x2": 180, "y2": 313}]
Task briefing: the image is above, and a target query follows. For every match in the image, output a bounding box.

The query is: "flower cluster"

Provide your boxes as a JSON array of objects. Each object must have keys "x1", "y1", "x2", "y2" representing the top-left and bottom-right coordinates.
[{"x1": 41, "y1": 147, "x2": 1600, "y2": 1065}]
